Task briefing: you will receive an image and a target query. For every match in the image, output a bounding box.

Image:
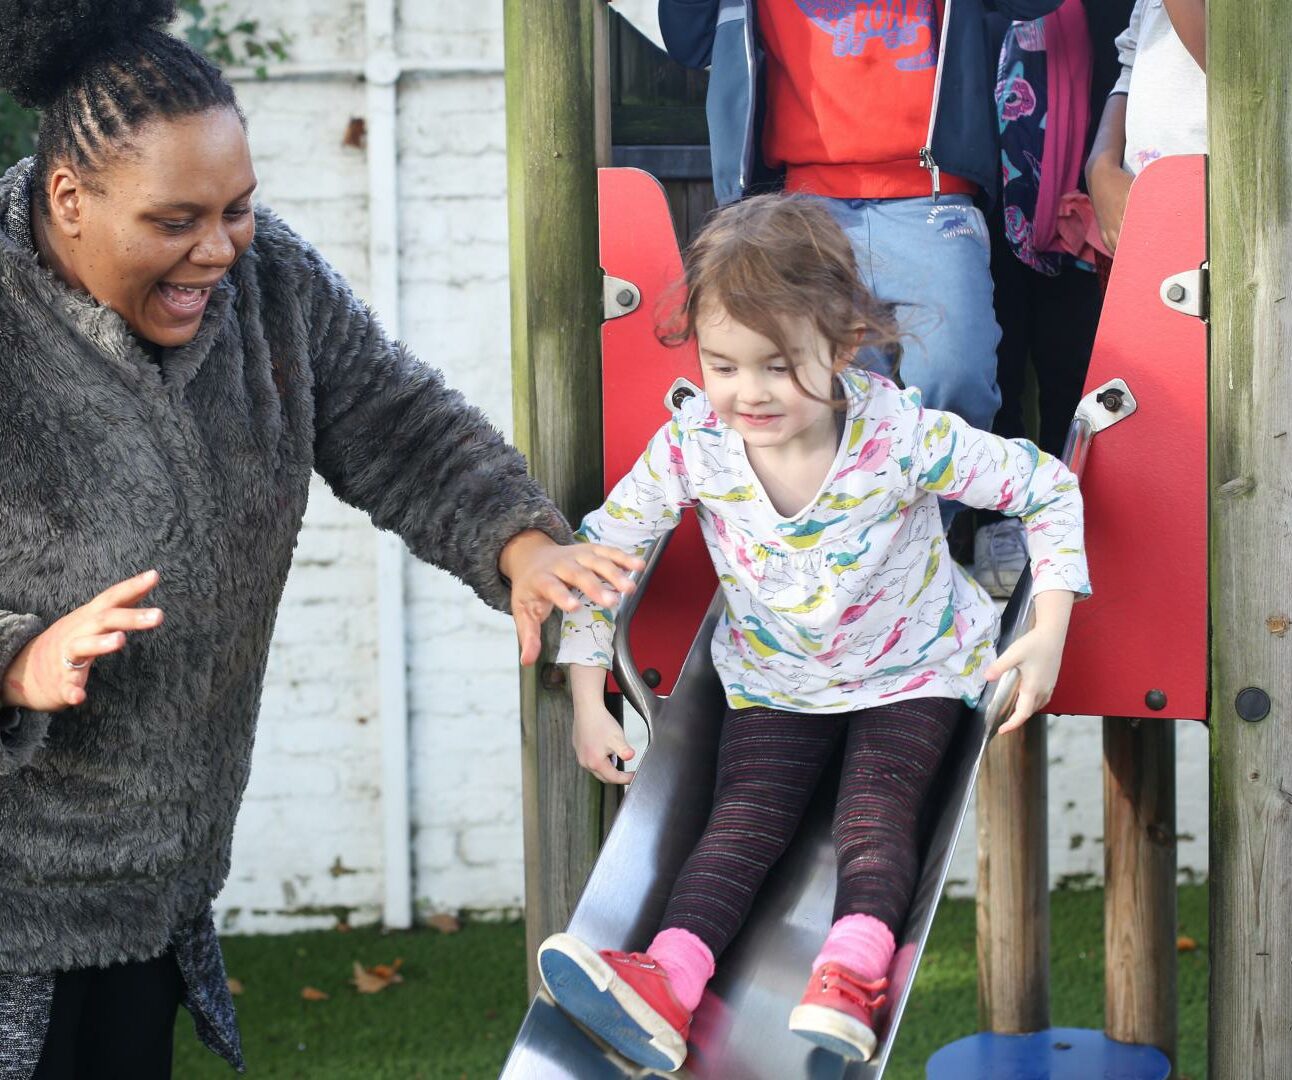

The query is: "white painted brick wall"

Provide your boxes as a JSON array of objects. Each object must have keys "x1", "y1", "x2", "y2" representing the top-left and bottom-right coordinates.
[
  {"x1": 394, "y1": 4, "x2": 522, "y2": 921},
  {"x1": 217, "y1": 0, "x2": 1208, "y2": 935},
  {"x1": 216, "y1": 60, "x2": 383, "y2": 933}
]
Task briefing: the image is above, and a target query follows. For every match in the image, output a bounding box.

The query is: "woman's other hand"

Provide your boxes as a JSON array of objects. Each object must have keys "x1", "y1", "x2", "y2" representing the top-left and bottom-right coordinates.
[
  {"x1": 500, "y1": 530, "x2": 645, "y2": 666},
  {"x1": 1, "y1": 570, "x2": 164, "y2": 712}
]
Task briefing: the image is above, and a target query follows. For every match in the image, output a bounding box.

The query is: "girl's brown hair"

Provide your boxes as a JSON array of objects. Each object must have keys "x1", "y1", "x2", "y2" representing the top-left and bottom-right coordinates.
[{"x1": 658, "y1": 194, "x2": 904, "y2": 404}]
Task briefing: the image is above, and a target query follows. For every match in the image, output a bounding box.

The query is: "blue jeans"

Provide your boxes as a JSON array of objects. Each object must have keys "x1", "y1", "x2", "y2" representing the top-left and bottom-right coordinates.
[{"x1": 814, "y1": 194, "x2": 1002, "y2": 435}]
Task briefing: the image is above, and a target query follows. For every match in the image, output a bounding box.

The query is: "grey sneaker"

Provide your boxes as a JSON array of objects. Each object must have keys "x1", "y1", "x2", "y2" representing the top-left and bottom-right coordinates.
[{"x1": 972, "y1": 519, "x2": 1029, "y2": 599}]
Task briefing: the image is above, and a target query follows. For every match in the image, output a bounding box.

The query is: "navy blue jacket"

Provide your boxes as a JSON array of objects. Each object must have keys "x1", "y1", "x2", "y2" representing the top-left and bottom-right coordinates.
[{"x1": 659, "y1": 0, "x2": 1063, "y2": 205}]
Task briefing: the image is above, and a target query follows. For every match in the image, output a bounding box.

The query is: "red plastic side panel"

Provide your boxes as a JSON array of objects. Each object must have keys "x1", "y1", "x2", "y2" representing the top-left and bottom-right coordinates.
[
  {"x1": 599, "y1": 168, "x2": 714, "y2": 694},
  {"x1": 1047, "y1": 155, "x2": 1207, "y2": 720}
]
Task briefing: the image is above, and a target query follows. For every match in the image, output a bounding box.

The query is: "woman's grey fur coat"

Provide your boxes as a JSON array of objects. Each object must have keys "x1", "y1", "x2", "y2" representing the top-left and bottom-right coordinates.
[{"x1": 0, "y1": 158, "x2": 570, "y2": 1070}]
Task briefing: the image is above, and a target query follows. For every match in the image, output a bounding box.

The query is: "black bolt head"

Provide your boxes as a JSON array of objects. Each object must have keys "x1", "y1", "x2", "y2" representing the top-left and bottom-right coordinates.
[
  {"x1": 1145, "y1": 689, "x2": 1167, "y2": 711},
  {"x1": 643, "y1": 668, "x2": 662, "y2": 689},
  {"x1": 1236, "y1": 686, "x2": 1271, "y2": 723},
  {"x1": 1097, "y1": 388, "x2": 1125, "y2": 412}
]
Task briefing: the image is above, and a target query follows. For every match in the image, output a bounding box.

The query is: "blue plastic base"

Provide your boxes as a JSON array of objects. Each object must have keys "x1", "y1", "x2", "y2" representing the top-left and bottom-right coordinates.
[{"x1": 926, "y1": 1027, "x2": 1171, "y2": 1080}]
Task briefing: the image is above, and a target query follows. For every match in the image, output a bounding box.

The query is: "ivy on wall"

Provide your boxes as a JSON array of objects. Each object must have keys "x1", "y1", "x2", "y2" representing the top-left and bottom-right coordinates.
[
  {"x1": 176, "y1": 1, "x2": 291, "y2": 77},
  {"x1": 0, "y1": 90, "x2": 36, "y2": 164},
  {"x1": 1, "y1": 3, "x2": 290, "y2": 167}
]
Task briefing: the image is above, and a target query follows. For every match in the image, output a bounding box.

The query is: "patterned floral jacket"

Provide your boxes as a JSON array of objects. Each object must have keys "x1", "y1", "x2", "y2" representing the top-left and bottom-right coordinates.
[{"x1": 560, "y1": 370, "x2": 1089, "y2": 711}]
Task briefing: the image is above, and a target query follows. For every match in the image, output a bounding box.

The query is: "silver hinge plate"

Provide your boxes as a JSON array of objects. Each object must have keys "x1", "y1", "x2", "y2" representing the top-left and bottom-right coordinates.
[
  {"x1": 1075, "y1": 378, "x2": 1138, "y2": 434},
  {"x1": 603, "y1": 274, "x2": 641, "y2": 320},
  {"x1": 664, "y1": 377, "x2": 701, "y2": 414},
  {"x1": 1160, "y1": 263, "x2": 1208, "y2": 320}
]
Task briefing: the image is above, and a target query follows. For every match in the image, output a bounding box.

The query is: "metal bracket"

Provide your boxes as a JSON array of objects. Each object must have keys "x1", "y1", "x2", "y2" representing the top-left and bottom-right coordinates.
[
  {"x1": 1160, "y1": 263, "x2": 1208, "y2": 320},
  {"x1": 602, "y1": 274, "x2": 641, "y2": 320},
  {"x1": 664, "y1": 377, "x2": 701, "y2": 413},
  {"x1": 1074, "y1": 378, "x2": 1138, "y2": 434}
]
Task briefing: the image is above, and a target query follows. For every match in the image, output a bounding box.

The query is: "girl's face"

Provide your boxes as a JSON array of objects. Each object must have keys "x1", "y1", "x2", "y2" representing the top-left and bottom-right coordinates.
[
  {"x1": 41, "y1": 107, "x2": 257, "y2": 348},
  {"x1": 696, "y1": 305, "x2": 843, "y2": 450}
]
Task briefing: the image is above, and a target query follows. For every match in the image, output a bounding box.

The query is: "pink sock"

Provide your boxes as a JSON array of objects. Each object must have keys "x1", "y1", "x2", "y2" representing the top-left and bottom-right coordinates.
[
  {"x1": 647, "y1": 928, "x2": 714, "y2": 1013},
  {"x1": 812, "y1": 913, "x2": 895, "y2": 984}
]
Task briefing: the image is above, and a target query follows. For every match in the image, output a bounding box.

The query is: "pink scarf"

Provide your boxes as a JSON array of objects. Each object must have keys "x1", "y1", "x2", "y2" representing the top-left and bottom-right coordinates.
[{"x1": 1033, "y1": 0, "x2": 1093, "y2": 254}]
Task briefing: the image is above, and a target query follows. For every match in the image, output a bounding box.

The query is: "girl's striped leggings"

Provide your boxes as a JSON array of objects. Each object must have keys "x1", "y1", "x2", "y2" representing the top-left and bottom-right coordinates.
[{"x1": 660, "y1": 696, "x2": 964, "y2": 957}]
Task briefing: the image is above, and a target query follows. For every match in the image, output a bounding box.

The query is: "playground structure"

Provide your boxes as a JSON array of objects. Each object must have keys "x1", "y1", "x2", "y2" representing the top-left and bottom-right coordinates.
[
  {"x1": 504, "y1": 5, "x2": 1291, "y2": 1078},
  {"x1": 504, "y1": 153, "x2": 1197, "y2": 1078}
]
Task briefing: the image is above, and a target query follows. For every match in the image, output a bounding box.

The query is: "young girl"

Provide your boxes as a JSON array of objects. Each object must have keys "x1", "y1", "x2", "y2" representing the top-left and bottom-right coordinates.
[{"x1": 540, "y1": 196, "x2": 1089, "y2": 1071}]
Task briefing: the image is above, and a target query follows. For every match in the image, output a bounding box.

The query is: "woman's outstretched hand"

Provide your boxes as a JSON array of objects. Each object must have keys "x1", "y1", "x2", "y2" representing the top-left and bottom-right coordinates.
[
  {"x1": 1, "y1": 570, "x2": 165, "y2": 712},
  {"x1": 499, "y1": 531, "x2": 645, "y2": 666}
]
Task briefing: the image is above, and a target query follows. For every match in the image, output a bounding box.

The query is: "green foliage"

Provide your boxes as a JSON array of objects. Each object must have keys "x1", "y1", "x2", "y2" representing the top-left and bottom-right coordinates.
[
  {"x1": 0, "y1": 91, "x2": 37, "y2": 164},
  {"x1": 176, "y1": 0, "x2": 292, "y2": 79}
]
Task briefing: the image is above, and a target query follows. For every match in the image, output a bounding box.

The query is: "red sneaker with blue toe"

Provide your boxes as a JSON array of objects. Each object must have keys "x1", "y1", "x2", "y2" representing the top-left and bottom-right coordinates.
[
  {"x1": 788, "y1": 963, "x2": 888, "y2": 1062},
  {"x1": 538, "y1": 932, "x2": 691, "y2": 1072}
]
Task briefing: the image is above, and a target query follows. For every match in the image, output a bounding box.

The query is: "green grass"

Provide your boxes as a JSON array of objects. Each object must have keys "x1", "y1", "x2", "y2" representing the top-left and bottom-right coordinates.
[
  {"x1": 173, "y1": 921, "x2": 530, "y2": 1079},
  {"x1": 176, "y1": 885, "x2": 1208, "y2": 1079}
]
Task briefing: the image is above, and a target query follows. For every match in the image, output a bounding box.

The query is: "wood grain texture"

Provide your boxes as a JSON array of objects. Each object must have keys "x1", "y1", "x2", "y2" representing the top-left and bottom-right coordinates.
[
  {"x1": 1103, "y1": 718, "x2": 1177, "y2": 1071},
  {"x1": 976, "y1": 719, "x2": 1050, "y2": 1033},
  {"x1": 505, "y1": 0, "x2": 612, "y2": 994},
  {"x1": 1209, "y1": 2, "x2": 1292, "y2": 1073}
]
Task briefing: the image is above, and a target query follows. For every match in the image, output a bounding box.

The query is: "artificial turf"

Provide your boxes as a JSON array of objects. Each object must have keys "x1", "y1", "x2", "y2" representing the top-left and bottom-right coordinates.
[{"x1": 173, "y1": 884, "x2": 1208, "y2": 1079}]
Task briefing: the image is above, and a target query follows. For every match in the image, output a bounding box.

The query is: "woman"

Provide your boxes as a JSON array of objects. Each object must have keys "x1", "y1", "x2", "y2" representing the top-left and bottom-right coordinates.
[{"x1": 0, "y1": 2, "x2": 636, "y2": 1076}]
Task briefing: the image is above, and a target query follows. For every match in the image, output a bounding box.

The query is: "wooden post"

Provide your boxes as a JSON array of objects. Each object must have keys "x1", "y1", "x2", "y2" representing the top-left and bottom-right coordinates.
[
  {"x1": 976, "y1": 718, "x2": 1050, "y2": 1032},
  {"x1": 504, "y1": 0, "x2": 611, "y2": 993},
  {"x1": 1103, "y1": 718, "x2": 1177, "y2": 1071},
  {"x1": 1208, "y1": 2, "x2": 1292, "y2": 1074}
]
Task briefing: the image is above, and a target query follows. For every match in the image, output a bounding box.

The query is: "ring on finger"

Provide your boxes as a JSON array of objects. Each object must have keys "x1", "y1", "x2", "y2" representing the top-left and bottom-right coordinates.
[{"x1": 62, "y1": 656, "x2": 89, "y2": 671}]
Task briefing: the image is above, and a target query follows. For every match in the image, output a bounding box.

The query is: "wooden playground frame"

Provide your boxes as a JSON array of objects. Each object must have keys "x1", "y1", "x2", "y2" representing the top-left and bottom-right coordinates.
[{"x1": 503, "y1": 5, "x2": 1291, "y2": 1076}]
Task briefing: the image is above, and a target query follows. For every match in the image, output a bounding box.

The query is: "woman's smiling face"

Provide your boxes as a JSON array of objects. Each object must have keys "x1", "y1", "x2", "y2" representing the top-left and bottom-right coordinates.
[{"x1": 40, "y1": 106, "x2": 257, "y2": 347}]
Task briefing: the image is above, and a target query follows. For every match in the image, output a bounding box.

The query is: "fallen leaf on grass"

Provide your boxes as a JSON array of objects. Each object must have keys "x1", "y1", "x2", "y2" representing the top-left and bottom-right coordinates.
[
  {"x1": 427, "y1": 913, "x2": 461, "y2": 934},
  {"x1": 1177, "y1": 935, "x2": 1198, "y2": 952},
  {"x1": 352, "y1": 958, "x2": 404, "y2": 994},
  {"x1": 227, "y1": 978, "x2": 244, "y2": 996},
  {"x1": 301, "y1": 986, "x2": 330, "y2": 1001}
]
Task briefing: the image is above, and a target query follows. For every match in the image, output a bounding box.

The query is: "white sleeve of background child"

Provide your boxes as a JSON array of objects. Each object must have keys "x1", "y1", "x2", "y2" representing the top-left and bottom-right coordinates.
[
  {"x1": 1112, "y1": 0, "x2": 1144, "y2": 95},
  {"x1": 556, "y1": 419, "x2": 699, "y2": 670},
  {"x1": 911, "y1": 403, "x2": 1092, "y2": 598}
]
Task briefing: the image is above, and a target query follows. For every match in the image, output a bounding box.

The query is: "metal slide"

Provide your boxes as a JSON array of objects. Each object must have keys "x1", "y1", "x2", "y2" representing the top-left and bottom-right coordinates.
[{"x1": 501, "y1": 384, "x2": 1133, "y2": 1079}]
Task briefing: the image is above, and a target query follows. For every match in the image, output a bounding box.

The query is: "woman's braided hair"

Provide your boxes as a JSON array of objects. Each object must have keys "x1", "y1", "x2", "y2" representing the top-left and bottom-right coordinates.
[{"x1": 0, "y1": 1, "x2": 240, "y2": 210}]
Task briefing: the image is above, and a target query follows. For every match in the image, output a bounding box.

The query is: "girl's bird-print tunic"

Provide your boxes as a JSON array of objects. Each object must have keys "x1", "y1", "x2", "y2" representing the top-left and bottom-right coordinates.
[{"x1": 559, "y1": 370, "x2": 1090, "y2": 712}]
